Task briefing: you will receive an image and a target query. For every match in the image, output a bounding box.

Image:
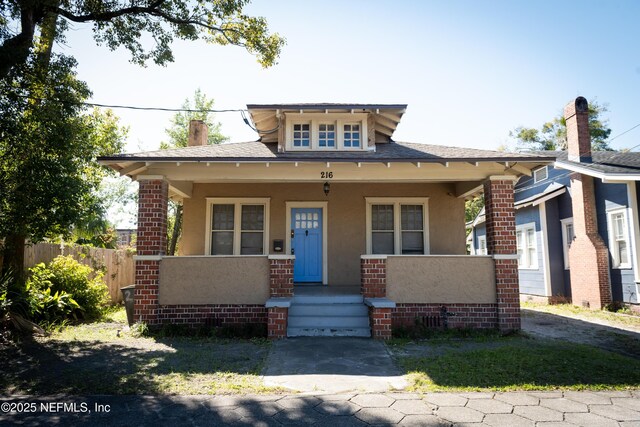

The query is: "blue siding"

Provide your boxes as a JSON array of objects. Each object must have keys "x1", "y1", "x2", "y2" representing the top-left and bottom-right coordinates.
[
  {"x1": 515, "y1": 166, "x2": 571, "y2": 203},
  {"x1": 544, "y1": 198, "x2": 567, "y2": 299},
  {"x1": 516, "y1": 206, "x2": 546, "y2": 296},
  {"x1": 594, "y1": 181, "x2": 636, "y2": 304}
]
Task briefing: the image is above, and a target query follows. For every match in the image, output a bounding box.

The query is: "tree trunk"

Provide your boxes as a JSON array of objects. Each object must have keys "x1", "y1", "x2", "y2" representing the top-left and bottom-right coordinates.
[
  {"x1": 2, "y1": 233, "x2": 27, "y2": 283},
  {"x1": 168, "y1": 204, "x2": 183, "y2": 256}
]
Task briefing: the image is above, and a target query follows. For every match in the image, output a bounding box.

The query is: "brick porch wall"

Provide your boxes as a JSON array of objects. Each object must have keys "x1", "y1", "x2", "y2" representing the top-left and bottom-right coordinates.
[
  {"x1": 484, "y1": 177, "x2": 521, "y2": 332},
  {"x1": 393, "y1": 303, "x2": 498, "y2": 329},
  {"x1": 157, "y1": 304, "x2": 267, "y2": 325},
  {"x1": 267, "y1": 255, "x2": 295, "y2": 339},
  {"x1": 361, "y1": 257, "x2": 387, "y2": 298},
  {"x1": 134, "y1": 178, "x2": 168, "y2": 325}
]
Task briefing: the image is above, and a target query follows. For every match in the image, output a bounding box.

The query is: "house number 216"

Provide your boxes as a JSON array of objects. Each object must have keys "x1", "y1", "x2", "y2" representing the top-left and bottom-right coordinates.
[{"x1": 320, "y1": 172, "x2": 333, "y2": 179}]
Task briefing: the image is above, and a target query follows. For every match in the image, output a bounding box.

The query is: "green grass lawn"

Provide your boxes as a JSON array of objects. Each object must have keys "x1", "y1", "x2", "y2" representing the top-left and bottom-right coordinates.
[
  {"x1": 394, "y1": 335, "x2": 640, "y2": 392},
  {"x1": 1, "y1": 307, "x2": 285, "y2": 395}
]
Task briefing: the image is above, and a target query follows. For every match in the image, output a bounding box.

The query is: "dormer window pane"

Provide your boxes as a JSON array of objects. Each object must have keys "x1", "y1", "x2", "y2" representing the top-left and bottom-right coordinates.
[
  {"x1": 293, "y1": 124, "x2": 310, "y2": 147},
  {"x1": 344, "y1": 124, "x2": 360, "y2": 147},
  {"x1": 318, "y1": 124, "x2": 336, "y2": 147}
]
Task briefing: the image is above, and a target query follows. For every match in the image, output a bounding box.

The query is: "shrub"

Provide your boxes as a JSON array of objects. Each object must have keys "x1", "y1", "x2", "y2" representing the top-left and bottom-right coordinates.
[{"x1": 27, "y1": 255, "x2": 109, "y2": 321}]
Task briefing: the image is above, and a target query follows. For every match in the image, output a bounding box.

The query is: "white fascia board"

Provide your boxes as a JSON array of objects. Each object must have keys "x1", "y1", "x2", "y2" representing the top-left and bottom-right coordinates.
[{"x1": 555, "y1": 160, "x2": 640, "y2": 182}]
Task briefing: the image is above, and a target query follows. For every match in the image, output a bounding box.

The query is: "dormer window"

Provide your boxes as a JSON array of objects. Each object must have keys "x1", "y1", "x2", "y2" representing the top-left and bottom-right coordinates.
[
  {"x1": 318, "y1": 124, "x2": 336, "y2": 147},
  {"x1": 293, "y1": 123, "x2": 310, "y2": 148},
  {"x1": 285, "y1": 113, "x2": 368, "y2": 151},
  {"x1": 343, "y1": 124, "x2": 361, "y2": 148}
]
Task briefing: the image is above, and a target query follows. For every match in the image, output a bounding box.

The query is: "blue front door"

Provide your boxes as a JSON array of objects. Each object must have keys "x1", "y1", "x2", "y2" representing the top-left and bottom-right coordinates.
[{"x1": 292, "y1": 208, "x2": 323, "y2": 283}]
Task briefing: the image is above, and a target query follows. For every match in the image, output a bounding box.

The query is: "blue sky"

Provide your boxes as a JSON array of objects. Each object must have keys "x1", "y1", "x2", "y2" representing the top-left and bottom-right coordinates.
[{"x1": 60, "y1": 0, "x2": 640, "y2": 154}]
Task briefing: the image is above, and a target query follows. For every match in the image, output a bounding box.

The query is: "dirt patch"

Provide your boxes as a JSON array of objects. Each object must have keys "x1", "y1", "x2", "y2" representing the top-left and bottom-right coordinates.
[{"x1": 521, "y1": 309, "x2": 640, "y2": 359}]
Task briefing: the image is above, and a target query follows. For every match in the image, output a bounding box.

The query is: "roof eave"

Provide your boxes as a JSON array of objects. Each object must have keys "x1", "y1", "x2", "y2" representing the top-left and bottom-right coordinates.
[{"x1": 555, "y1": 160, "x2": 640, "y2": 182}]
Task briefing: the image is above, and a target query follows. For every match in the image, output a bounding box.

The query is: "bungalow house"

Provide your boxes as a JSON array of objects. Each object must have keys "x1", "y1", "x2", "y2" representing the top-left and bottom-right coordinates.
[
  {"x1": 99, "y1": 103, "x2": 552, "y2": 338},
  {"x1": 470, "y1": 97, "x2": 640, "y2": 309}
]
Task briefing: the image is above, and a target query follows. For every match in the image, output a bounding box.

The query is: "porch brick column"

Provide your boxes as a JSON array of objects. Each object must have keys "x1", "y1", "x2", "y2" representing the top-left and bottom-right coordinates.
[
  {"x1": 267, "y1": 255, "x2": 294, "y2": 339},
  {"x1": 134, "y1": 177, "x2": 168, "y2": 325},
  {"x1": 269, "y1": 255, "x2": 294, "y2": 297},
  {"x1": 370, "y1": 307, "x2": 392, "y2": 339},
  {"x1": 361, "y1": 256, "x2": 387, "y2": 298},
  {"x1": 267, "y1": 307, "x2": 288, "y2": 339},
  {"x1": 484, "y1": 176, "x2": 520, "y2": 332}
]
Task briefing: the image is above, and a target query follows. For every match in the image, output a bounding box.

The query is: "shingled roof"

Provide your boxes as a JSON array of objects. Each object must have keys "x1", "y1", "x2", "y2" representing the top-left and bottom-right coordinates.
[
  {"x1": 100, "y1": 141, "x2": 554, "y2": 163},
  {"x1": 547, "y1": 150, "x2": 640, "y2": 175}
]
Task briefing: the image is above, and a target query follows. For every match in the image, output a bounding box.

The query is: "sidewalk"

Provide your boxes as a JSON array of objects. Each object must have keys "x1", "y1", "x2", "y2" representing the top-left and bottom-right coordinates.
[{"x1": 2, "y1": 390, "x2": 639, "y2": 426}]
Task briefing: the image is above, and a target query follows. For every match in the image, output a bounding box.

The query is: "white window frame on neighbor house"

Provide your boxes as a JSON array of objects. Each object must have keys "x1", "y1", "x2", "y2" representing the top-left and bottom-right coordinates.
[
  {"x1": 560, "y1": 218, "x2": 574, "y2": 270},
  {"x1": 533, "y1": 166, "x2": 548, "y2": 183},
  {"x1": 285, "y1": 113, "x2": 368, "y2": 152},
  {"x1": 205, "y1": 198, "x2": 270, "y2": 256},
  {"x1": 607, "y1": 207, "x2": 632, "y2": 269},
  {"x1": 477, "y1": 235, "x2": 487, "y2": 255},
  {"x1": 365, "y1": 197, "x2": 430, "y2": 255},
  {"x1": 516, "y1": 222, "x2": 538, "y2": 269}
]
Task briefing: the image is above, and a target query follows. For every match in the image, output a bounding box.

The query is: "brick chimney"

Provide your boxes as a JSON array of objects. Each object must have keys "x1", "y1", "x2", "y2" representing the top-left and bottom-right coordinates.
[
  {"x1": 188, "y1": 120, "x2": 208, "y2": 146},
  {"x1": 565, "y1": 96, "x2": 612, "y2": 309},
  {"x1": 564, "y1": 96, "x2": 591, "y2": 163}
]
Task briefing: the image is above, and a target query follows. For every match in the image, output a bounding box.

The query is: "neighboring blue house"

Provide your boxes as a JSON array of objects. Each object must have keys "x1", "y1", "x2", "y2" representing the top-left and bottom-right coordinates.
[{"x1": 470, "y1": 151, "x2": 640, "y2": 306}]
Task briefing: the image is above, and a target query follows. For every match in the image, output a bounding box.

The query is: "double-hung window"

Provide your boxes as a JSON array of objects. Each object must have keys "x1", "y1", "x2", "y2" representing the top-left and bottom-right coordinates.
[
  {"x1": 207, "y1": 198, "x2": 270, "y2": 255},
  {"x1": 560, "y1": 218, "x2": 574, "y2": 269},
  {"x1": 477, "y1": 236, "x2": 487, "y2": 255},
  {"x1": 607, "y1": 208, "x2": 631, "y2": 268},
  {"x1": 366, "y1": 198, "x2": 429, "y2": 255},
  {"x1": 516, "y1": 223, "x2": 537, "y2": 269}
]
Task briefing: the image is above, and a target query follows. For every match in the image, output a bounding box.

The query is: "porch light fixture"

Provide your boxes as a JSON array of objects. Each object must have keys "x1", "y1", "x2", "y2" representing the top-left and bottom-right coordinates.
[{"x1": 323, "y1": 181, "x2": 330, "y2": 196}]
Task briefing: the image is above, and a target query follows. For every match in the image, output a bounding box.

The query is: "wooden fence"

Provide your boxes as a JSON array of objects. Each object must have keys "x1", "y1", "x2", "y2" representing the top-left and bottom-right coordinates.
[{"x1": 24, "y1": 243, "x2": 135, "y2": 304}]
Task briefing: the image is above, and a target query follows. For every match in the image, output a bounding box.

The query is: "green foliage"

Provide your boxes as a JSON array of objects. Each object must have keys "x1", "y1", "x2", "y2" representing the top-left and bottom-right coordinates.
[
  {"x1": 27, "y1": 256, "x2": 109, "y2": 321},
  {"x1": 510, "y1": 101, "x2": 613, "y2": 151},
  {"x1": 25, "y1": 282, "x2": 80, "y2": 325},
  {"x1": 0, "y1": 0, "x2": 285, "y2": 81},
  {"x1": 0, "y1": 49, "x2": 126, "y2": 273},
  {"x1": 465, "y1": 196, "x2": 484, "y2": 224}
]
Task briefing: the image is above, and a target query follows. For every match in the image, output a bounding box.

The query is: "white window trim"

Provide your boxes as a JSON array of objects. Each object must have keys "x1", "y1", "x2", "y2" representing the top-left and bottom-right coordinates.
[
  {"x1": 285, "y1": 201, "x2": 328, "y2": 285},
  {"x1": 533, "y1": 166, "x2": 548, "y2": 183},
  {"x1": 205, "y1": 198, "x2": 270, "y2": 256},
  {"x1": 285, "y1": 113, "x2": 368, "y2": 152},
  {"x1": 477, "y1": 235, "x2": 487, "y2": 255},
  {"x1": 560, "y1": 217, "x2": 574, "y2": 270},
  {"x1": 516, "y1": 222, "x2": 538, "y2": 270},
  {"x1": 365, "y1": 197, "x2": 430, "y2": 255},
  {"x1": 607, "y1": 207, "x2": 632, "y2": 269}
]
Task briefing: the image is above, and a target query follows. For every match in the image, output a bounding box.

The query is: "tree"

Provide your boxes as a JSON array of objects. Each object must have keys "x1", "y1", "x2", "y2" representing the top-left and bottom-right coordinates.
[
  {"x1": 162, "y1": 89, "x2": 227, "y2": 255},
  {"x1": 510, "y1": 101, "x2": 613, "y2": 152},
  {"x1": 0, "y1": 51, "x2": 125, "y2": 279},
  {"x1": 0, "y1": 0, "x2": 285, "y2": 82}
]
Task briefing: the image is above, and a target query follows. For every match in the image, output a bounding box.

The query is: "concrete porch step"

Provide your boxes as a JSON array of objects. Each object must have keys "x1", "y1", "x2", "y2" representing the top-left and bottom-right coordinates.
[
  {"x1": 288, "y1": 314, "x2": 370, "y2": 328},
  {"x1": 287, "y1": 326, "x2": 371, "y2": 337},
  {"x1": 288, "y1": 303, "x2": 368, "y2": 317},
  {"x1": 291, "y1": 294, "x2": 364, "y2": 304}
]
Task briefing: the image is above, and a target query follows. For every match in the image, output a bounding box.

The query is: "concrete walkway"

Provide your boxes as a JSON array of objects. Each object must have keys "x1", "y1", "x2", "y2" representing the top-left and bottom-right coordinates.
[
  {"x1": 2, "y1": 391, "x2": 639, "y2": 426},
  {"x1": 263, "y1": 337, "x2": 408, "y2": 393}
]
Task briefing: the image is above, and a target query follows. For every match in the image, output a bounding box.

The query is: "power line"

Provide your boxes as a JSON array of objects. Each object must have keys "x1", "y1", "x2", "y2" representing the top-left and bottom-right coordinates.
[{"x1": 15, "y1": 94, "x2": 248, "y2": 113}]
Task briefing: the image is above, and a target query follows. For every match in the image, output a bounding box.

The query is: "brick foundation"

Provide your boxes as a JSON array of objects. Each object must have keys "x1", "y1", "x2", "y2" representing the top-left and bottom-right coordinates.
[
  {"x1": 392, "y1": 303, "x2": 498, "y2": 329},
  {"x1": 268, "y1": 307, "x2": 288, "y2": 339},
  {"x1": 157, "y1": 304, "x2": 267, "y2": 326},
  {"x1": 134, "y1": 178, "x2": 168, "y2": 325},
  {"x1": 370, "y1": 307, "x2": 392, "y2": 339},
  {"x1": 361, "y1": 257, "x2": 387, "y2": 298},
  {"x1": 484, "y1": 177, "x2": 521, "y2": 332}
]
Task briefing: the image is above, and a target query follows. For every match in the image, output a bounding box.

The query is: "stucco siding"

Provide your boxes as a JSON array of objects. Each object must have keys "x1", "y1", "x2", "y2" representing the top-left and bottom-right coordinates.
[
  {"x1": 158, "y1": 256, "x2": 270, "y2": 305},
  {"x1": 181, "y1": 182, "x2": 465, "y2": 286},
  {"x1": 386, "y1": 256, "x2": 496, "y2": 303}
]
